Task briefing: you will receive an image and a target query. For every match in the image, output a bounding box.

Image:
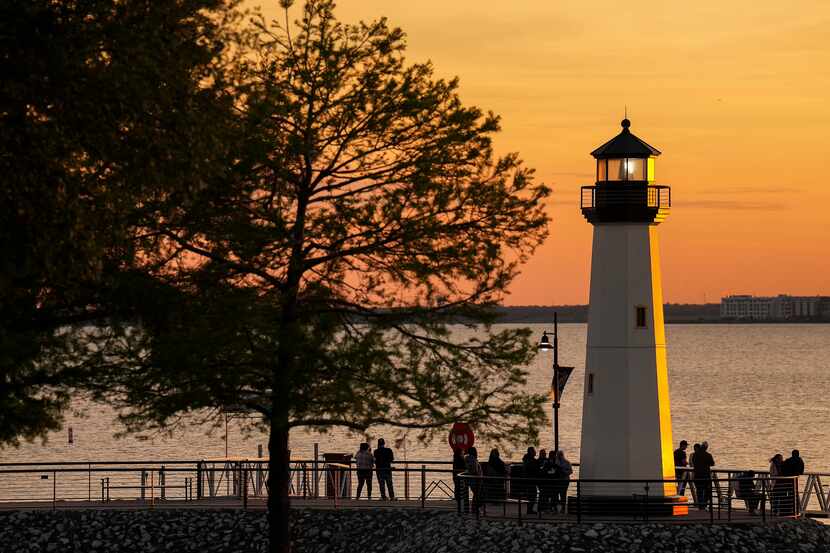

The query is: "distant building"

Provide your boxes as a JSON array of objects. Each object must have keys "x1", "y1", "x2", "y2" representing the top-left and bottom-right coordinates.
[{"x1": 720, "y1": 295, "x2": 829, "y2": 320}]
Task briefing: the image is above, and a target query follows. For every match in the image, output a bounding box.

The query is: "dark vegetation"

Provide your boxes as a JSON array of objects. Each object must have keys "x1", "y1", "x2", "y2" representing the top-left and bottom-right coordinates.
[{"x1": 1, "y1": 1, "x2": 551, "y2": 551}]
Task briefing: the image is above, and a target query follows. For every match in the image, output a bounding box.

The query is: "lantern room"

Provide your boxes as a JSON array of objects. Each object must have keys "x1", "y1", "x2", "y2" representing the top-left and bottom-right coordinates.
[
  {"x1": 591, "y1": 118, "x2": 659, "y2": 183},
  {"x1": 581, "y1": 119, "x2": 671, "y2": 225}
]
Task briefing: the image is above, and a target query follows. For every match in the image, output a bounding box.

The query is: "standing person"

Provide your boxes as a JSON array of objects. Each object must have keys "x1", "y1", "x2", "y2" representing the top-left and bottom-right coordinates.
[
  {"x1": 538, "y1": 450, "x2": 557, "y2": 512},
  {"x1": 780, "y1": 450, "x2": 805, "y2": 516},
  {"x1": 485, "y1": 448, "x2": 507, "y2": 503},
  {"x1": 674, "y1": 440, "x2": 689, "y2": 495},
  {"x1": 782, "y1": 450, "x2": 805, "y2": 476},
  {"x1": 374, "y1": 438, "x2": 395, "y2": 500},
  {"x1": 769, "y1": 453, "x2": 784, "y2": 515},
  {"x1": 553, "y1": 450, "x2": 573, "y2": 514},
  {"x1": 453, "y1": 448, "x2": 468, "y2": 512},
  {"x1": 693, "y1": 441, "x2": 715, "y2": 511},
  {"x1": 689, "y1": 443, "x2": 700, "y2": 503},
  {"x1": 354, "y1": 442, "x2": 374, "y2": 499},
  {"x1": 522, "y1": 446, "x2": 540, "y2": 514},
  {"x1": 736, "y1": 470, "x2": 760, "y2": 514},
  {"x1": 535, "y1": 448, "x2": 547, "y2": 511},
  {"x1": 464, "y1": 446, "x2": 483, "y2": 515}
]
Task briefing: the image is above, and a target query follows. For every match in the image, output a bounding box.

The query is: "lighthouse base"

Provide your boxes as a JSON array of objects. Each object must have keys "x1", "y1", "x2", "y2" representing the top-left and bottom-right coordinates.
[{"x1": 568, "y1": 494, "x2": 689, "y2": 517}]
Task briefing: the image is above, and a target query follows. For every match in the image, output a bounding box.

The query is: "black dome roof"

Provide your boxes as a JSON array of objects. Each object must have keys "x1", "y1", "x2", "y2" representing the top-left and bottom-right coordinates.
[{"x1": 591, "y1": 119, "x2": 661, "y2": 159}]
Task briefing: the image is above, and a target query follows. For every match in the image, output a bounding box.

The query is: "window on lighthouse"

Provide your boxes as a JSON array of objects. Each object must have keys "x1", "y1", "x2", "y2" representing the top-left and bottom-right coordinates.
[
  {"x1": 606, "y1": 158, "x2": 646, "y2": 181},
  {"x1": 636, "y1": 306, "x2": 647, "y2": 328}
]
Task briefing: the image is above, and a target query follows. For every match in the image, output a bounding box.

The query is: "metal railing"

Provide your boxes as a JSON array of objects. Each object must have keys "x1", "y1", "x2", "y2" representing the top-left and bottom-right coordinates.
[
  {"x1": 0, "y1": 460, "x2": 269, "y2": 507},
  {"x1": 0, "y1": 458, "x2": 826, "y2": 521},
  {"x1": 580, "y1": 185, "x2": 671, "y2": 210},
  {"x1": 455, "y1": 473, "x2": 802, "y2": 523}
]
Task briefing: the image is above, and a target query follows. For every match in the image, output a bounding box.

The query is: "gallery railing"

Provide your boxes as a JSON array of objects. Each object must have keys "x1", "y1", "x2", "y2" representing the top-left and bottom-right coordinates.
[{"x1": 580, "y1": 184, "x2": 671, "y2": 210}]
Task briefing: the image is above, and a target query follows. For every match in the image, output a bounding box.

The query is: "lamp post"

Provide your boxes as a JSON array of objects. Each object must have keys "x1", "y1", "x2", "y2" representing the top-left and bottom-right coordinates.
[{"x1": 539, "y1": 313, "x2": 574, "y2": 455}]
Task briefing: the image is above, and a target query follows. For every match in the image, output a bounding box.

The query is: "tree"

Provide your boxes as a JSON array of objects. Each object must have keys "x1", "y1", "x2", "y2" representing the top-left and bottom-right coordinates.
[
  {"x1": 84, "y1": 1, "x2": 551, "y2": 551},
  {"x1": 0, "y1": 0, "x2": 244, "y2": 445}
]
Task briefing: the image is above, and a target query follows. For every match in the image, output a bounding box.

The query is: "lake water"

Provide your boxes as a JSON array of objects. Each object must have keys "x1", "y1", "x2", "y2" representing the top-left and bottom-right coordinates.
[{"x1": 2, "y1": 324, "x2": 829, "y2": 473}]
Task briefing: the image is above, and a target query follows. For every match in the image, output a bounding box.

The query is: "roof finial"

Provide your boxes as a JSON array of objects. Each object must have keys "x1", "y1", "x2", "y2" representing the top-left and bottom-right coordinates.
[{"x1": 621, "y1": 106, "x2": 631, "y2": 130}]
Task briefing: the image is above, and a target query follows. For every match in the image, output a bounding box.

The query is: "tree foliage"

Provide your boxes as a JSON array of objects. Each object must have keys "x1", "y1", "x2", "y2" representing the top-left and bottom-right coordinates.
[
  {"x1": 4, "y1": 1, "x2": 552, "y2": 550},
  {"x1": 79, "y1": 3, "x2": 551, "y2": 549},
  {"x1": 91, "y1": 0, "x2": 551, "y2": 445},
  {"x1": 0, "y1": 0, "x2": 243, "y2": 445}
]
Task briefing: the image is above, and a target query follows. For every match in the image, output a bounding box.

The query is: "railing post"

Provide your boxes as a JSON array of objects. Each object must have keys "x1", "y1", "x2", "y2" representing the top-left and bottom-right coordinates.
[
  {"x1": 333, "y1": 469, "x2": 339, "y2": 510},
  {"x1": 420, "y1": 465, "x2": 426, "y2": 509},
  {"x1": 503, "y1": 478, "x2": 507, "y2": 517},
  {"x1": 243, "y1": 466, "x2": 248, "y2": 510},
  {"x1": 196, "y1": 461, "x2": 203, "y2": 500},
  {"x1": 706, "y1": 474, "x2": 720, "y2": 524},
  {"x1": 727, "y1": 477, "x2": 732, "y2": 522},
  {"x1": 140, "y1": 470, "x2": 147, "y2": 501},
  {"x1": 796, "y1": 476, "x2": 801, "y2": 518},
  {"x1": 761, "y1": 480, "x2": 767, "y2": 522},
  {"x1": 160, "y1": 466, "x2": 166, "y2": 500},
  {"x1": 576, "y1": 480, "x2": 582, "y2": 524},
  {"x1": 313, "y1": 443, "x2": 319, "y2": 498},
  {"x1": 88, "y1": 463, "x2": 92, "y2": 502},
  {"x1": 404, "y1": 462, "x2": 410, "y2": 500},
  {"x1": 644, "y1": 482, "x2": 650, "y2": 522},
  {"x1": 456, "y1": 475, "x2": 461, "y2": 514},
  {"x1": 517, "y1": 486, "x2": 522, "y2": 525},
  {"x1": 52, "y1": 470, "x2": 56, "y2": 510}
]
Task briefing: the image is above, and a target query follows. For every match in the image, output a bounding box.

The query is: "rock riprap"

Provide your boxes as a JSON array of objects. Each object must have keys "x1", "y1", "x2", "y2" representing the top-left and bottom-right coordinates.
[{"x1": 0, "y1": 509, "x2": 828, "y2": 552}]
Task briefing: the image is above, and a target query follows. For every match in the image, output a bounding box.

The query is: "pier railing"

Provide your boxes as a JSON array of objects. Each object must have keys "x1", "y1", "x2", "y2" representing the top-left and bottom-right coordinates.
[
  {"x1": 0, "y1": 459, "x2": 827, "y2": 521},
  {"x1": 454, "y1": 473, "x2": 803, "y2": 523}
]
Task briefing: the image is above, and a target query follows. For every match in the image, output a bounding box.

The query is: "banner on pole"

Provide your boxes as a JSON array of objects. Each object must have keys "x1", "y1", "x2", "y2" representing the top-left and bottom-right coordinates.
[{"x1": 551, "y1": 366, "x2": 575, "y2": 398}]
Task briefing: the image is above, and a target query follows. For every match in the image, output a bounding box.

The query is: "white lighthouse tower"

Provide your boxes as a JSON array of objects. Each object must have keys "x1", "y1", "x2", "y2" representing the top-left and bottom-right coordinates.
[{"x1": 578, "y1": 119, "x2": 681, "y2": 508}]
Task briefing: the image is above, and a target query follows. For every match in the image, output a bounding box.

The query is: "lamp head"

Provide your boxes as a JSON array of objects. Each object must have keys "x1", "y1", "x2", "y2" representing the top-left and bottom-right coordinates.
[{"x1": 538, "y1": 331, "x2": 554, "y2": 351}]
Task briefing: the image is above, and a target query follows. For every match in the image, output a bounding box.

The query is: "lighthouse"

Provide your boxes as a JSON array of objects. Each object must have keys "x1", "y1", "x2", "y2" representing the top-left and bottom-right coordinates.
[{"x1": 578, "y1": 119, "x2": 680, "y2": 506}]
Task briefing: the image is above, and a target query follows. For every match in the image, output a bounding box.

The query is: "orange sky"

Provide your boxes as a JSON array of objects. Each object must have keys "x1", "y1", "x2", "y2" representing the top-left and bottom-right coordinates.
[{"x1": 252, "y1": 0, "x2": 830, "y2": 305}]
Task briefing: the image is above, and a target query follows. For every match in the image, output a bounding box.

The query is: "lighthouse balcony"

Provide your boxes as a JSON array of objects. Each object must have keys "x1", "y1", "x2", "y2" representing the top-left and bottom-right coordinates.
[{"x1": 581, "y1": 184, "x2": 671, "y2": 224}]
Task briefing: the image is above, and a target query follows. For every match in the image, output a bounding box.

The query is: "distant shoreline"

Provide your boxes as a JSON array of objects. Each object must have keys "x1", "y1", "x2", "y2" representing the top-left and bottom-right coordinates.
[{"x1": 495, "y1": 304, "x2": 830, "y2": 324}]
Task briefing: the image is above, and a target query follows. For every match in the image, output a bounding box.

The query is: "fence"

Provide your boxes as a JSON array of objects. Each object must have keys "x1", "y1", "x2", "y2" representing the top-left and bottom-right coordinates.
[
  {"x1": 0, "y1": 460, "x2": 266, "y2": 507},
  {"x1": 455, "y1": 473, "x2": 803, "y2": 523},
  {"x1": 0, "y1": 458, "x2": 827, "y2": 522}
]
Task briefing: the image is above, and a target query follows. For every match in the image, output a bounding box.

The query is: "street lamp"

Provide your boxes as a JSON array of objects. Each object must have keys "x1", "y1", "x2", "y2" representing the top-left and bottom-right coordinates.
[{"x1": 538, "y1": 312, "x2": 574, "y2": 454}]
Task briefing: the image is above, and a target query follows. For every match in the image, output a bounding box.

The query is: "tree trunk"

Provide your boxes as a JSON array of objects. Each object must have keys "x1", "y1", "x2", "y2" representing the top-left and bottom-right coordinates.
[{"x1": 268, "y1": 409, "x2": 291, "y2": 553}]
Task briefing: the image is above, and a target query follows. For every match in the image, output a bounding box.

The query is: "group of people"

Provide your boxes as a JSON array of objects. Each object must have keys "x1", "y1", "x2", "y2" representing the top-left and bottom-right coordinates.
[
  {"x1": 767, "y1": 449, "x2": 805, "y2": 515},
  {"x1": 673, "y1": 440, "x2": 716, "y2": 510},
  {"x1": 674, "y1": 440, "x2": 806, "y2": 515},
  {"x1": 454, "y1": 446, "x2": 573, "y2": 515},
  {"x1": 353, "y1": 438, "x2": 396, "y2": 500}
]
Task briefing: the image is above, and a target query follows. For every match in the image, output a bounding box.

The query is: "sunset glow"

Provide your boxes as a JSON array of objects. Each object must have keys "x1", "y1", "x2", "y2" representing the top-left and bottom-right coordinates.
[{"x1": 252, "y1": 0, "x2": 830, "y2": 305}]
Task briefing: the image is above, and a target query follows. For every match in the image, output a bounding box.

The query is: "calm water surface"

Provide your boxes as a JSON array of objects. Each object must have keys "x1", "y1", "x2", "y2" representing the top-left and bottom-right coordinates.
[{"x1": 2, "y1": 324, "x2": 829, "y2": 472}]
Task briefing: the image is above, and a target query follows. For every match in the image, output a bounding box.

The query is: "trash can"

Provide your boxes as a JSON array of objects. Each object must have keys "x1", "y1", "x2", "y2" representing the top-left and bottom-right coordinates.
[
  {"x1": 508, "y1": 463, "x2": 528, "y2": 500},
  {"x1": 323, "y1": 453, "x2": 352, "y2": 498}
]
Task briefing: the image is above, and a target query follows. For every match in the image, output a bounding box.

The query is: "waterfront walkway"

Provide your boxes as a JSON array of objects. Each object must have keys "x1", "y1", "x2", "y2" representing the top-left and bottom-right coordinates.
[{"x1": 2, "y1": 458, "x2": 828, "y2": 524}]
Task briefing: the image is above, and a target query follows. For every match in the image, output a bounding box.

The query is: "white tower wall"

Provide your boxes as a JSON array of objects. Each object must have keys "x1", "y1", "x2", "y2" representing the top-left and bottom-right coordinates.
[{"x1": 579, "y1": 224, "x2": 675, "y2": 495}]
